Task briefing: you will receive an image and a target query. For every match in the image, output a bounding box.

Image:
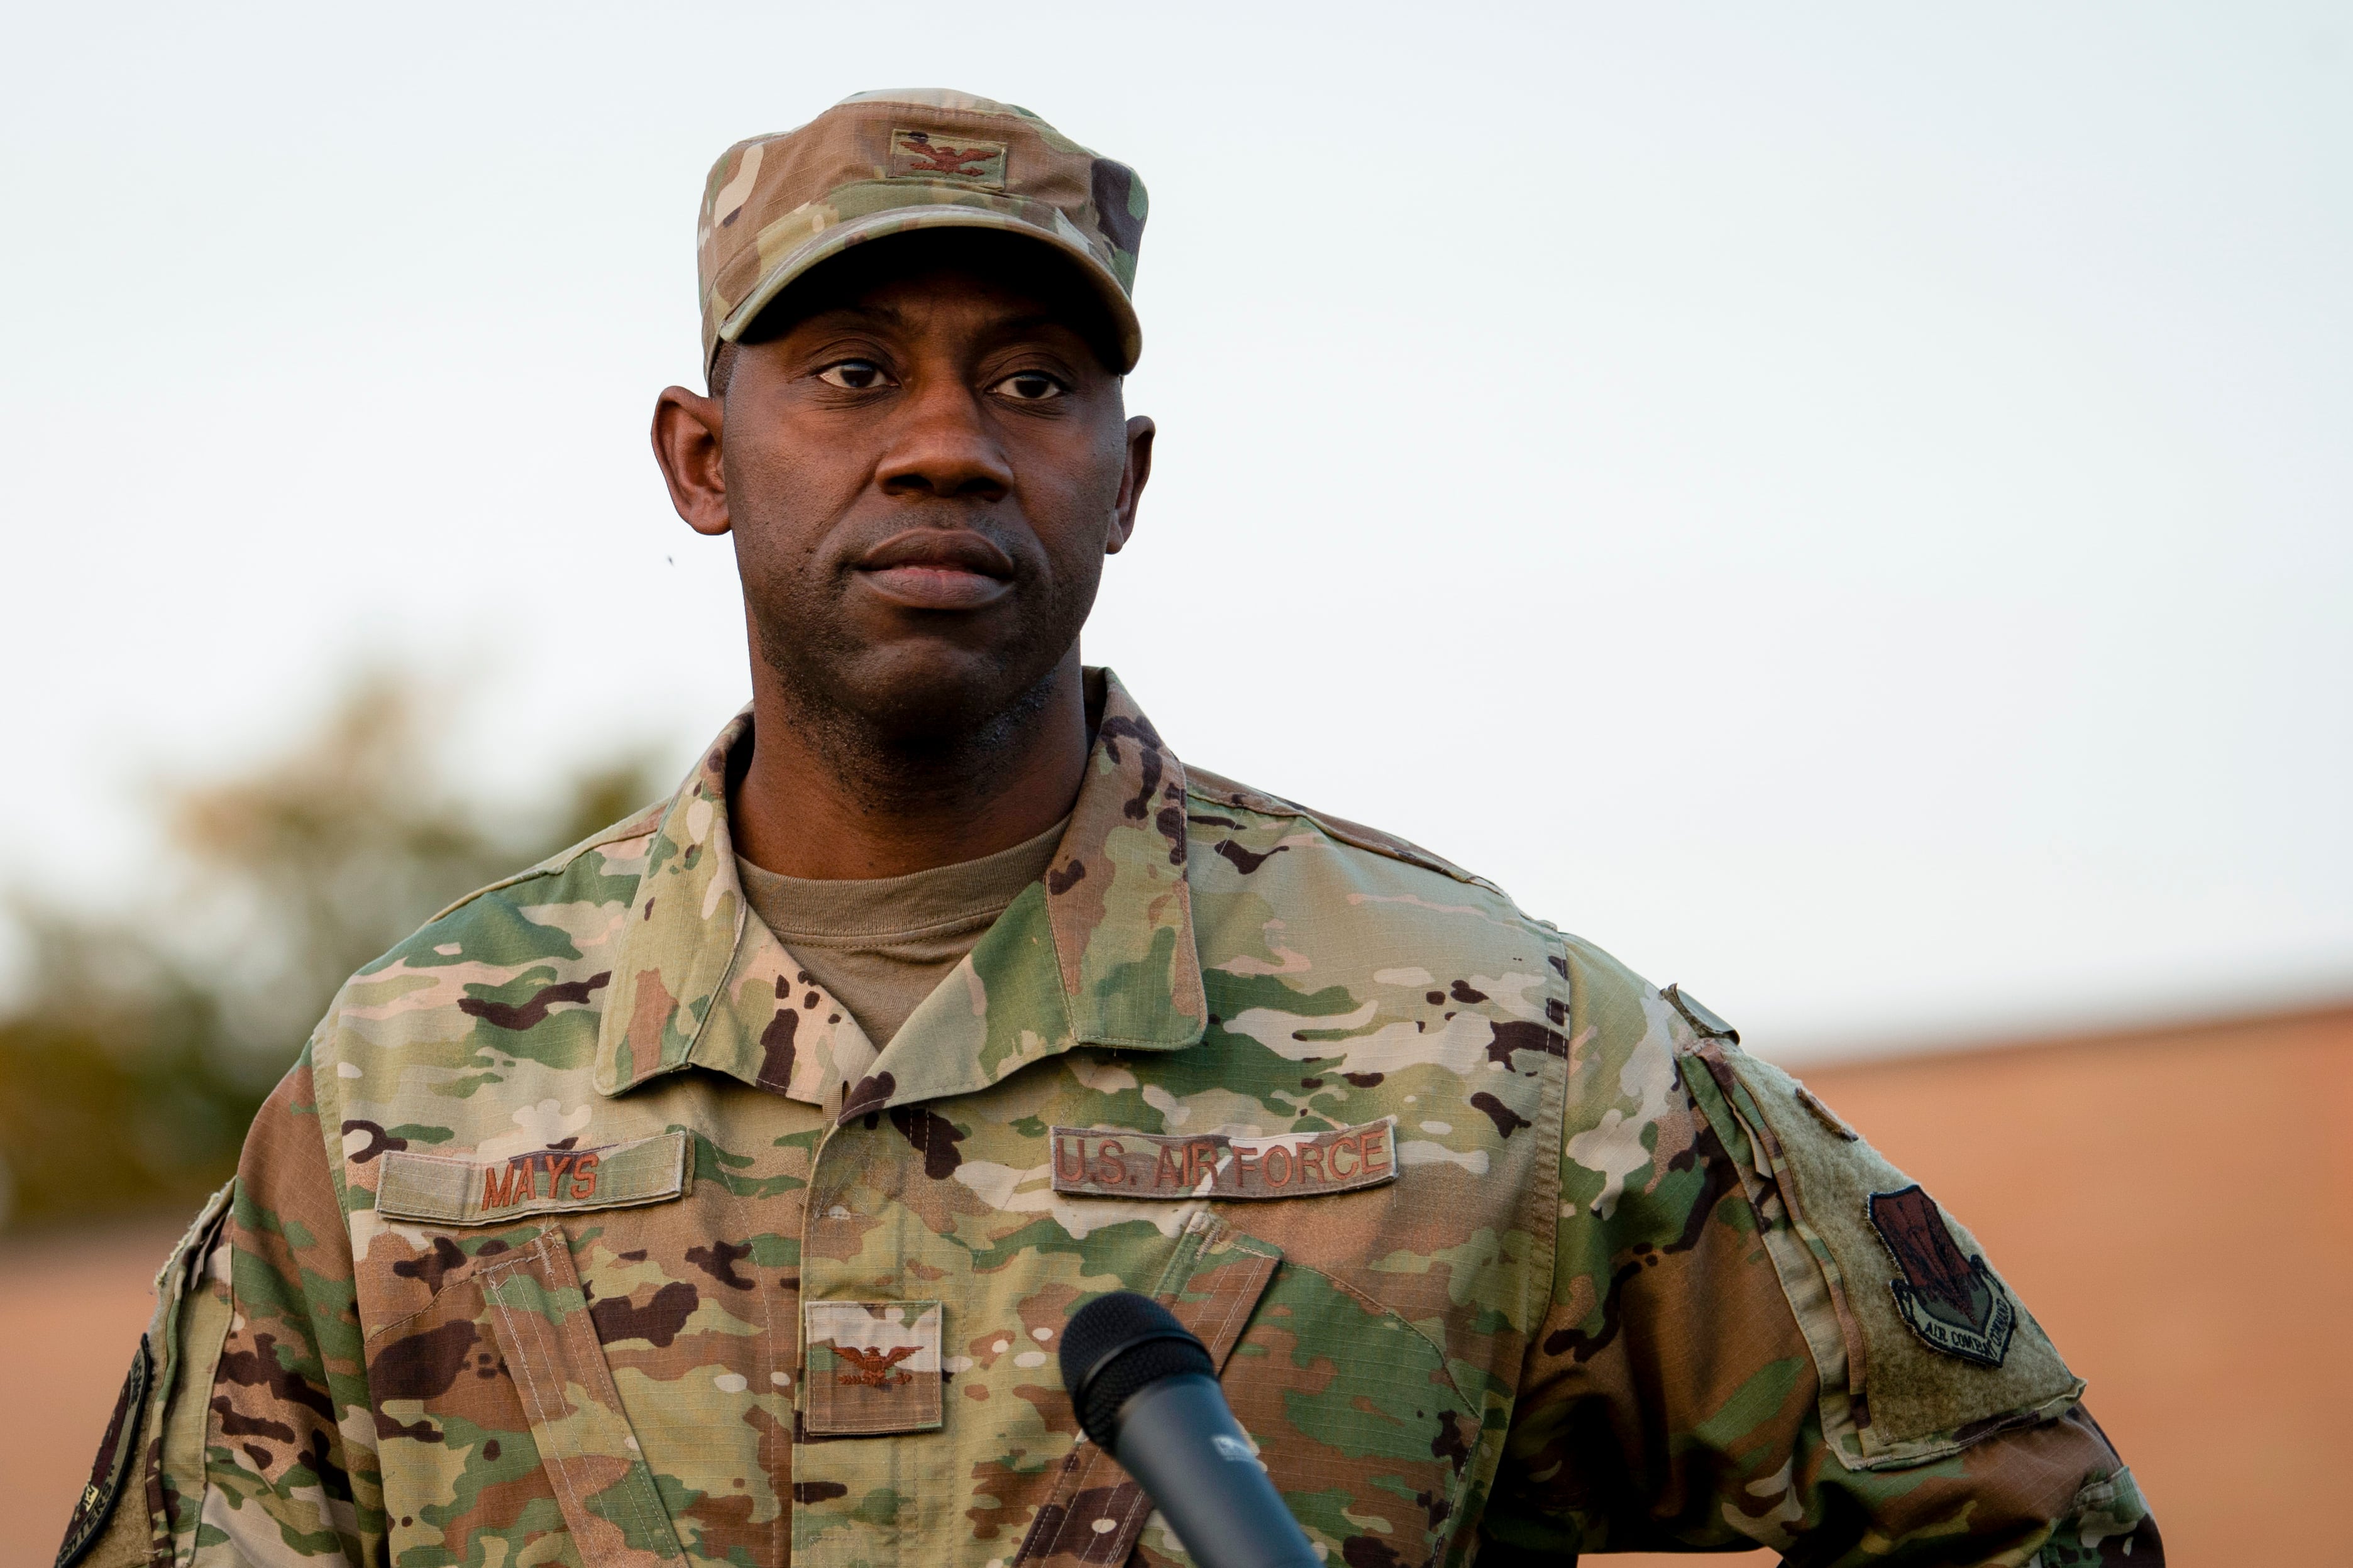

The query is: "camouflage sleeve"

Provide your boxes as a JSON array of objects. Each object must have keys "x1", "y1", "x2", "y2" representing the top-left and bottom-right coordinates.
[
  {"x1": 156, "y1": 1045, "x2": 379, "y2": 1565},
  {"x1": 1482, "y1": 954, "x2": 2161, "y2": 1564}
]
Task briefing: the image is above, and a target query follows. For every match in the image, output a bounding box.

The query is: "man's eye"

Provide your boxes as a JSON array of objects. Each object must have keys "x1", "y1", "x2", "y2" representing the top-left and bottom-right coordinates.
[
  {"x1": 989, "y1": 370, "x2": 1068, "y2": 402},
  {"x1": 816, "y1": 359, "x2": 891, "y2": 390}
]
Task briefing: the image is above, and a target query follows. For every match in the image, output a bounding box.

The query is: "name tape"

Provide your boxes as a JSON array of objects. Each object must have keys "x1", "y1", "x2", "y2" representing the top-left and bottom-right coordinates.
[{"x1": 375, "y1": 1129, "x2": 690, "y2": 1225}]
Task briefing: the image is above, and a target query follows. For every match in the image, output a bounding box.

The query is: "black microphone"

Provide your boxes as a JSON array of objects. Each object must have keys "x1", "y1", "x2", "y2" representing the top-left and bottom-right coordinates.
[{"x1": 1059, "y1": 1291, "x2": 1320, "y2": 1568}]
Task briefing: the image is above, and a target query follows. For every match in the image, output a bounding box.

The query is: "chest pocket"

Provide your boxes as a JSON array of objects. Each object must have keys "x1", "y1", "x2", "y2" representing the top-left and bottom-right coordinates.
[
  {"x1": 365, "y1": 1134, "x2": 793, "y2": 1568},
  {"x1": 477, "y1": 1229, "x2": 688, "y2": 1565},
  {"x1": 1007, "y1": 1215, "x2": 1477, "y2": 1568},
  {"x1": 1217, "y1": 1263, "x2": 1478, "y2": 1568}
]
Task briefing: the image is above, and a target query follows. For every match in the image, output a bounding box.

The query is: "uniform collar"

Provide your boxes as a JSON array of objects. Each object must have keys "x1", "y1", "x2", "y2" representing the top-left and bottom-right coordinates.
[{"x1": 593, "y1": 669, "x2": 1208, "y2": 1115}]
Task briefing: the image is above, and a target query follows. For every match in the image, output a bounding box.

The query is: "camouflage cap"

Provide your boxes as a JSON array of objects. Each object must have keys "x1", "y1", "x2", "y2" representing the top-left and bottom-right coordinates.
[{"x1": 696, "y1": 89, "x2": 1147, "y2": 376}]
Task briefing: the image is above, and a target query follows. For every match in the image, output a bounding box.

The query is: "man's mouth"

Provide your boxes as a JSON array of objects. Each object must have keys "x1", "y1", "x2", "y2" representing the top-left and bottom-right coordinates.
[{"x1": 852, "y1": 529, "x2": 1017, "y2": 610}]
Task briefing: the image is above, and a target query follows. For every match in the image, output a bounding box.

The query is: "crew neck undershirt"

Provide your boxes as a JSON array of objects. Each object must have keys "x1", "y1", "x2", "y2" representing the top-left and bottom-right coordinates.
[{"x1": 733, "y1": 816, "x2": 1069, "y2": 1049}]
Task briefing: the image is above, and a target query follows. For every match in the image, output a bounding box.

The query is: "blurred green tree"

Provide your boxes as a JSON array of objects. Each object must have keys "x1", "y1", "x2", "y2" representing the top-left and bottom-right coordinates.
[{"x1": 0, "y1": 675, "x2": 670, "y2": 1231}]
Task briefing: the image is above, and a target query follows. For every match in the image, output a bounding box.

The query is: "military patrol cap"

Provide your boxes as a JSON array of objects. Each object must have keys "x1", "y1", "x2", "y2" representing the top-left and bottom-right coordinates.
[{"x1": 696, "y1": 89, "x2": 1148, "y2": 376}]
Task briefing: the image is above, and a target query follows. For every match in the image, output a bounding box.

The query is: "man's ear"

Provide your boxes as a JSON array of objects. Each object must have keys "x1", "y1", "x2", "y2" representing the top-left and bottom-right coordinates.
[
  {"x1": 1107, "y1": 414, "x2": 1155, "y2": 554},
  {"x1": 652, "y1": 385, "x2": 732, "y2": 537}
]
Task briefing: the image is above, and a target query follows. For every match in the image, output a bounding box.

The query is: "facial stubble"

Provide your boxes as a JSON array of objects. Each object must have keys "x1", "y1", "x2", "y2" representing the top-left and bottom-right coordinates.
[{"x1": 740, "y1": 522, "x2": 1103, "y2": 816}]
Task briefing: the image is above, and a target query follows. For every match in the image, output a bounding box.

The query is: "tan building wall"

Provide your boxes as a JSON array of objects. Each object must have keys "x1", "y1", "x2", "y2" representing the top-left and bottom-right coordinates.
[{"x1": 8, "y1": 1002, "x2": 2347, "y2": 1562}]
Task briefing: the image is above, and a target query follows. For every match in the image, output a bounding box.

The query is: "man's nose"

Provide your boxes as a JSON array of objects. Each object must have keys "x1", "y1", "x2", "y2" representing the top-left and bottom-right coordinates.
[{"x1": 876, "y1": 378, "x2": 1014, "y2": 503}]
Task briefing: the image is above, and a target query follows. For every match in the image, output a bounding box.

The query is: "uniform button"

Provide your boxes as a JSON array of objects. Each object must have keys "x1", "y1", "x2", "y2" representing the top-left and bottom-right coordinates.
[{"x1": 827, "y1": 1205, "x2": 851, "y2": 1220}]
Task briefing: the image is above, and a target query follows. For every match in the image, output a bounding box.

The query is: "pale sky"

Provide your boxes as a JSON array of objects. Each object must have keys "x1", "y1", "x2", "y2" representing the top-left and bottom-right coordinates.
[{"x1": 4, "y1": 3, "x2": 2347, "y2": 1059}]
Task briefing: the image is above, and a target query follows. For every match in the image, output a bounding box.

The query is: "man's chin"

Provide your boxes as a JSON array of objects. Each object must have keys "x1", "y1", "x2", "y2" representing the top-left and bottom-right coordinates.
[{"x1": 772, "y1": 638, "x2": 1067, "y2": 747}]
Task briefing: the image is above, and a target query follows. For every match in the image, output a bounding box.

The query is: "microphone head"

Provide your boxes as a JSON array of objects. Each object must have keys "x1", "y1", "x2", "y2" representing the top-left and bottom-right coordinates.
[{"x1": 1059, "y1": 1291, "x2": 1216, "y2": 1449}]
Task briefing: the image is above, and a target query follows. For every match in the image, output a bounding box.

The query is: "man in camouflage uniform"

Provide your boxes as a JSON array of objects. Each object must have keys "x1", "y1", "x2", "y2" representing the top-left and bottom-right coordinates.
[{"x1": 62, "y1": 90, "x2": 2159, "y2": 1567}]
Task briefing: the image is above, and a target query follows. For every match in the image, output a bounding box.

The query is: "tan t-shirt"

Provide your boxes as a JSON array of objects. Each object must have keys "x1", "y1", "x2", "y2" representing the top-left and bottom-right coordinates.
[{"x1": 734, "y1": 818, "x2": 1067, "y2": 1048}]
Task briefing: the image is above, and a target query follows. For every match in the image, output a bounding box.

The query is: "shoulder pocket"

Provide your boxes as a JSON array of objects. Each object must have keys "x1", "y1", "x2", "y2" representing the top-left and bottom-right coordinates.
[
  {"x1": 64, "y1": 1179, "x2": 238, "y2": 1566},
  {"x1": 55, "y1": 1337, "x2": 148, "y2": 1567},
  {"x1": 1683, "y1": 1043, "x2": 2084, "y2": 1469}
]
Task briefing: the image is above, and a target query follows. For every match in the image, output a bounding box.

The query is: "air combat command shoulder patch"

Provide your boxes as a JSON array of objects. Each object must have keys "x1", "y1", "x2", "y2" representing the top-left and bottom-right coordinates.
[
  {"x1": 56, "y1": 1334, "x2": 149, "y2": 1567},
  {"x1": 1868, "y1": 1184, "x2": 2016, "y2": 1368}
]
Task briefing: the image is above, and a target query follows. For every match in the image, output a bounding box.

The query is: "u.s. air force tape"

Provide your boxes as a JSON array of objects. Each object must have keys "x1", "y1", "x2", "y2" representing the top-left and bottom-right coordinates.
[{"x1": 1048, "y1": 1119, "x2": 1397, "y2": 1200}]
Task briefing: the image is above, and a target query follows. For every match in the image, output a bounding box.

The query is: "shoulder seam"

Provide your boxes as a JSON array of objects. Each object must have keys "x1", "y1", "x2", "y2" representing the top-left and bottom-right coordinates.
[
  {"x1": 1529, "y1": 924, "x2": 1575, "y2": 1348},
  {"x1": 421, "y1": 798, "x2": 668, "y2": 926},
  {"x1": 1181, "y1": 764, "x2": 1500, "y2": 893}
]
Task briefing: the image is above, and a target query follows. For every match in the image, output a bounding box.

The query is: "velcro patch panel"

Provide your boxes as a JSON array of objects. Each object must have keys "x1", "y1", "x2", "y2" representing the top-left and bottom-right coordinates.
[{"x1": 805, "y1": 1301, "x2": 945, "y2": 1436}]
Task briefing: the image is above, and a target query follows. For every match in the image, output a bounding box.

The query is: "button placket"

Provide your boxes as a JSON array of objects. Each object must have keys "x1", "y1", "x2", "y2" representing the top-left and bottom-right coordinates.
[{"x1": 792, "y1": 1113, "x2": 937, "y2": 1563}]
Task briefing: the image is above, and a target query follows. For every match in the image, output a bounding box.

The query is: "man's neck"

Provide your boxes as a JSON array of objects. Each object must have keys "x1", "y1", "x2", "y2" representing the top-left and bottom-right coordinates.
[{"x1": 729, "y1": 657, "x2": 1091, "y2": 880}]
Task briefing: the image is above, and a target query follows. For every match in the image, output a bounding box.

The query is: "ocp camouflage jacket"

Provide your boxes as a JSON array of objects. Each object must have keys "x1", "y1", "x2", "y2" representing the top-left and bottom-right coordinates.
[{"x1": 78, "y1": 674, "x2": 2158, "y2": 1567}]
